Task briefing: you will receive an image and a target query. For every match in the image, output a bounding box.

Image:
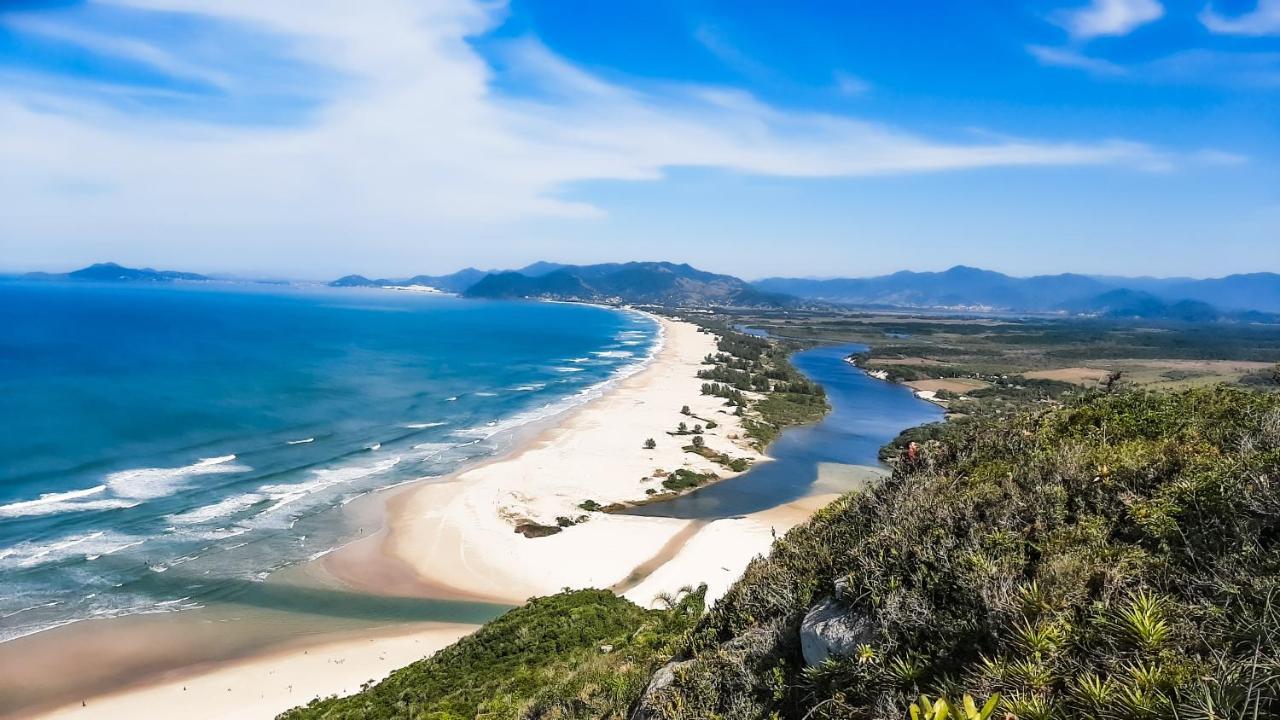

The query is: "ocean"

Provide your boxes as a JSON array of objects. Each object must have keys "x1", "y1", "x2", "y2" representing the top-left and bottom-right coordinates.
[{"x1": 0, "y1": 281, "x2": 658, "y2": 643}]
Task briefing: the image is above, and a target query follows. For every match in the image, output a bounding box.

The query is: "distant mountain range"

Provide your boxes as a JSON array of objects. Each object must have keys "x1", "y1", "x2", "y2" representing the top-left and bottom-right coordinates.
[
  {"x1": 23, "y1": 262, "x2": 210, "y2": 283},
  {"x1": 755, "y1": 265, "x2": 1280, "y2": 315},
  {"x1": 14, "y1": 261, "x2": 1278, "y2": 321}
]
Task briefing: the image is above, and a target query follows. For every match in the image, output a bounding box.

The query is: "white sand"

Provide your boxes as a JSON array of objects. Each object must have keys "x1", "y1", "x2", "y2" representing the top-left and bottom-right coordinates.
[{"x1": 30, "y1": 623, "x2": 477, "y2": 720}]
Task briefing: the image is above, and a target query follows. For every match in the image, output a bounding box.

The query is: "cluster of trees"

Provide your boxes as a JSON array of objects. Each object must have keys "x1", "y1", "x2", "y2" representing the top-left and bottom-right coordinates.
[
  {"x1": 697, "y1": 364, "x2": 770, "y2": 391},
  {"x1": 701, "y1": 382, "x2": 747, "y2": 405}
]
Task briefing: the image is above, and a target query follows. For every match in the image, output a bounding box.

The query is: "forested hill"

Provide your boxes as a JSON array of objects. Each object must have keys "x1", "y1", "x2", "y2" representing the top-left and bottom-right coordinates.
[
  {"x1": 463, "y1": 262, "x2": 793, "y2": 307},
  {"x1": 280, "y1": 385, "x2": 1280, "y2": 719}
]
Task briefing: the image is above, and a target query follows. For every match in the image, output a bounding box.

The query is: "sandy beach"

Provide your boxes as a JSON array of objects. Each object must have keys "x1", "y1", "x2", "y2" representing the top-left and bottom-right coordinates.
[
  {"x1": 23, "y1": 315, "x2": 852, "y2": 719},
  {"x1": 354, "y1": 315, "x2": 790, "y2": 607},
  {"x1": 28, "y1": 622, "x2": 476, "y2": 720}
]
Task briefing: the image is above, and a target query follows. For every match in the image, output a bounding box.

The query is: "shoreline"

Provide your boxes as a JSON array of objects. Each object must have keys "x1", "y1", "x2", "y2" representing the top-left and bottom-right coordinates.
[
  {"x1": 17, "y1": 314, "x2": 853, "y2": 718},
  {"x1": 344, "y1": 315, "x2": 773, "y2": 606}
]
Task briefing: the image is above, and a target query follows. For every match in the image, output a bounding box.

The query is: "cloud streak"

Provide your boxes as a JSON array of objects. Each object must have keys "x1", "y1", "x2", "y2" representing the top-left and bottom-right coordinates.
[
  {"x1": 1053, "y1": 0, "x2": 1164, "y2": 39},
  {"x1": 1, "y1": 0, "x2": 1178, "y2": 274},
  {"x1": 1201, "y1": 0, "x2": 1280, "y2": 36}
]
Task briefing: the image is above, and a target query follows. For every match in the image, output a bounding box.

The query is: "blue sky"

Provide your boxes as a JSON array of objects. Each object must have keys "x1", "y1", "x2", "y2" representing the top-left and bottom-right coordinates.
[{"x1": 0, "y1": 0, "x2": 1277, "y2": 279}]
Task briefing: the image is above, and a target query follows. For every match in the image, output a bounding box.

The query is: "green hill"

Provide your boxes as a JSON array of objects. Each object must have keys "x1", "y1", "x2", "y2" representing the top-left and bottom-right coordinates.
[{"x1": 635, "y1": 386, "x2": 1280, "y2": 719}]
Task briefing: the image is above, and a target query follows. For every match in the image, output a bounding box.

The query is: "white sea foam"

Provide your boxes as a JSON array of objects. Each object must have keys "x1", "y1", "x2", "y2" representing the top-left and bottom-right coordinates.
[
  {"x1": 0, "y1": 531, "x2": 147, "y2": 569},
  {"x1": 592, "y1": 350, "x2": 634, "y2": 358},
  {"x1": 0, "y1": 485, "x2": 141, "y2": 518},
  {"x1": 366, "y1": 443, "x2": 381, "y2": 451},
  {"x1": 404, "y1": 421, "x2": 447, "y2": 429},
  {"x1": 474, "y1": 391, "x2": 499, "y2": 397},
  {"x1": 105, "y1": 455, "x2": 248, "y2": 500},
  {"x1": 513, "y1": 383, "x2": 546, "y2": 392},
  {"x1": 552, "y1": 366, "x2": 585, "y2": 373},
  {"x1": 567, "y1": 357, "x2": 591, "y2": 363},
  {"x1": 286, "y1": 437, "x2": 315, "y2": 445},
  {"x1": 252, "y1": 457, "x2": 402, "y2": 523},
  {"x1": 166, "y1": 493, "x2": 265, "y2": 525}
]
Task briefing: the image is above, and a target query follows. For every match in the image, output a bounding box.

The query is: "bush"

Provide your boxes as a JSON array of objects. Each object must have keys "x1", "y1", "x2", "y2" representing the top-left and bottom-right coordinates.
[{"x1": 644, "y1": 438, "x2": 657, "y2": 449}]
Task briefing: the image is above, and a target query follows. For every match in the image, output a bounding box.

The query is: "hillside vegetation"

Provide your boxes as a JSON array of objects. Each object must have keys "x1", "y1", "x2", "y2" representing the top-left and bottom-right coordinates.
[
  {"x1": 279, "y1": 588, "x2": 704, "y2": 720},
  {"x1": 636, "y1": 386, "x2": 1280, "y2": 719}
]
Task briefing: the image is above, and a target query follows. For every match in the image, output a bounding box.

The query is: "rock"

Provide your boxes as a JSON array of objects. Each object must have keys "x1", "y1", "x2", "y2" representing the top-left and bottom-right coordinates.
[
  {"x1": 631, "y1": 659, "x2": 690, "y2": 719},
  {"x1": 799, "y1": 596, "x2": 875, "y2": 666}
]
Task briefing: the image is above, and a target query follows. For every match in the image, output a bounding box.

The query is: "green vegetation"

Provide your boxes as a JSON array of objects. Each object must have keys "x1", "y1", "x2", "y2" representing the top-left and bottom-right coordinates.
[
  {"x1": 280, "y1": 588, "x2": 706, "y2": 720},
  {"x1": 661, "y1": 468, "x2": 717, "y2": 492},
  {"x1": 681, "y1": 315, "x2": 829, "y2": 450},
  {"x1": 637, "y1": 386, "x2": 1280, "y2": 719}
]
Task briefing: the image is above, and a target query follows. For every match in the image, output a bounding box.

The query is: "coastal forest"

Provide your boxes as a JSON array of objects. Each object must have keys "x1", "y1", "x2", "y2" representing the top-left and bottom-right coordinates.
[{"x1": 281, "y1": 325, "x2": 1280, "y2": 720}]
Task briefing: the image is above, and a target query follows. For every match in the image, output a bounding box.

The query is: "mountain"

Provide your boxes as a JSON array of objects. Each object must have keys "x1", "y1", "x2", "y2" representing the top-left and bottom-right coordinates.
[
  {"x1": 23, "y1": 262, "x2": 210, "y2": 283},
  {"x1": 464, "y1": 261, "x2": 792, "y2": 307},
  {"x1": 329, "y1": 274, "x2": 386, "y2": 287},
  {"x1": 756, "y1": 266, "x2": 1280, "y2": 314},
  {"x1": 401, "y1": 267, "x2": 491, "y2": 293},
  {"x1": 1062, "y1": 288, "x2": 1222, "y2": 322},
  {"x1": 754, "y1": 266, "x2": 1109, "y2": 310},
  {"x1": 327, "y1": 268, "x2": 487, "y2": 291}
]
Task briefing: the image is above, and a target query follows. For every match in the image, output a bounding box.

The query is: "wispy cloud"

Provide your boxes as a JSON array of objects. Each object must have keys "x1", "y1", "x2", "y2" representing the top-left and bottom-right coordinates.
[
  {"x1": 1201, "y1": 0, "x2": 1280, "y2": 36},
  {"x1": 1027, "y1": 44, "x2": 1127, "y2": 75},
  {"x1": 0, "y1": 0, "x2": 1182, "y2": 273},
  {"x1": 832, "y1": 71, "x2": 871, "y2": 96},
  {"x1": 1052, "y1": 0, "x2": 1165, "y2": 39}
]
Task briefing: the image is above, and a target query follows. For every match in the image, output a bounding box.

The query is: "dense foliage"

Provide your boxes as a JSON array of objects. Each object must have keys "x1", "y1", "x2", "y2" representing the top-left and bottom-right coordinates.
[
  {"x1": 638, "y1": 386, "x2": 1280, "y2": 719},
  {"x1": 280, "y1": 588, "x2": 704, "y2": 720}
]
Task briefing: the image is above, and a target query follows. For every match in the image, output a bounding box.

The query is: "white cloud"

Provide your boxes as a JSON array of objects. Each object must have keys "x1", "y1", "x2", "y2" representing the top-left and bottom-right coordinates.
[
  {"x1": 0, "y1": 0, "x2": 1177, "y2": 275},
  {"x1": 1027, "y1": 45, "x2": 1128, "y2": 75},
  {"x1": 1201, "y1": 0, "x2": 1280, "y2": 35},
  {"x1": 1053, "y1": 0, "x2": 1164, "y2": 39}
]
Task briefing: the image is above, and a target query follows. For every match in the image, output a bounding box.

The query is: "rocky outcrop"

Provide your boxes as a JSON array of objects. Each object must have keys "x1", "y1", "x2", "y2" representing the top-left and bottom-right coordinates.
[{"x1": 799, "y1": 595, "x2": 875, "y2": 666}]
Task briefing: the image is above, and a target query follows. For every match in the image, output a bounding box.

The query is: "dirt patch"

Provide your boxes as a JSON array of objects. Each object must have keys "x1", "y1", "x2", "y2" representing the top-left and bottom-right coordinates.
[
  {"x1": 1023, "y1": 367, "x2": 1113, "y2": 385},
  {"x1": 904, "y1": 378, "x2": 990, "y2": 394}
]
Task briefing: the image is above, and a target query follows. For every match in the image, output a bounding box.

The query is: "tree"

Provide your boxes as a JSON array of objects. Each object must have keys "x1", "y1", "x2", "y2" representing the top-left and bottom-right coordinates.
[
  {"x1": 706, "y1": 420, "x2": 718, "y2": 429},
  {"x1": 677, "y1": 421, "x2": 688, "y2": 434},
  {"x1": 643, "y1": 438, "x2": 657, "y2": 449},
  {"x1": 692, "y1": 424, "x2": 703, "y2": 434},
  {"x1": 680, "y1": 405, "x2": 691, "y2": 415},
  {"x1": 691, "y1": 435, "x2": 705, "y2": 449}
]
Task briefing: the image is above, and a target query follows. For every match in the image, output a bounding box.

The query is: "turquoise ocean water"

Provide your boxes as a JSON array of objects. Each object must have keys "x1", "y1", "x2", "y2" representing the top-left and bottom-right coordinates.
[{"x1": 0, "y1": 281, "x2": 657, "y2": 642}]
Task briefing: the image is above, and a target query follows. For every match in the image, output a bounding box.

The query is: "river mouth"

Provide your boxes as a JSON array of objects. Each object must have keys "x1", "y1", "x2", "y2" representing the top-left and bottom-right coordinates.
[{"x1": 623, "y1": 343, "x2": 943, "y2": 520}]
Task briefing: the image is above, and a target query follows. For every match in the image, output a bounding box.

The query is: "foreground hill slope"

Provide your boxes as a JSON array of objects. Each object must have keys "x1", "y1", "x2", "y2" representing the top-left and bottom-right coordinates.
[{"x1": 637, "y1": 386, "x2": 1280, "y2": 719}]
